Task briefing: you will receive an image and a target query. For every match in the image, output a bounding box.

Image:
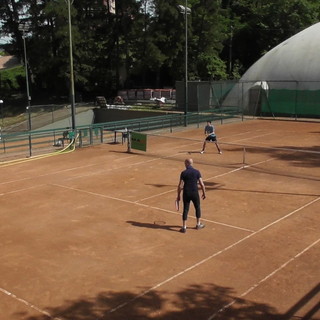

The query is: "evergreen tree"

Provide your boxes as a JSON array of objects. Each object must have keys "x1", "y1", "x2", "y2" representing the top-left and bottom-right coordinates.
[{"x1": 1, "y1": 0, "x2": 320, "y2": 102}]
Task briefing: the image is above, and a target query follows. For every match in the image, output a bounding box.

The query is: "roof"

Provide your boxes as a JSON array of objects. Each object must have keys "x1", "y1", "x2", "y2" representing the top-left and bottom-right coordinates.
[{"x1": 241, "y1": 22, "x2": 320, "y2": 83}]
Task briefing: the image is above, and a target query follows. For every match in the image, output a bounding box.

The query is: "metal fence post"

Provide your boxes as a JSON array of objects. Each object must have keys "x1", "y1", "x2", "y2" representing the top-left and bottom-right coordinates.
[
  {"x1": 100, "y1": 127, "x2": 103, "y2": 143},
  {"x1": 89, "y1": 128, "x2": 93, "y2": 145},
  {"x1": 127, "y1": 131, "x2": 131, "y2": 153},
  {"x1": 79, "y1": 130, "x2": 83, "y2": 147},
  {"x1": 27, "y1": 106, "x2": 32, "y2": 157}
]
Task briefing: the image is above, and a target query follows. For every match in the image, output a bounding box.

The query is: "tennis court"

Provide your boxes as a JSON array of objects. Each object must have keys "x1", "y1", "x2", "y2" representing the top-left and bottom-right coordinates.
[{"x1": 0, "y1": 119, "x2": 319, "y2": 320}]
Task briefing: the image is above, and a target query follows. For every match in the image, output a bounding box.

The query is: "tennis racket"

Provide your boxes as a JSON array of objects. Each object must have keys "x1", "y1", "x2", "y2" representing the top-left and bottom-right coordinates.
[{"x1": 175, "y1": 200, "x2": 180, "y2": 211}]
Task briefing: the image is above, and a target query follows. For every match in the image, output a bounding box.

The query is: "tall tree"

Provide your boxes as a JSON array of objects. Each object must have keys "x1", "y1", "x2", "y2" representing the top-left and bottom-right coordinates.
[
  {"x1": 2, "y1": 0, "x2": 320, "y2": 102},
  {"x1": 191, "y1": 0, "x2": 229, "y2": 80},
  {"x1": 228, "y1": 0, "x2": 320, "y2": 74}
]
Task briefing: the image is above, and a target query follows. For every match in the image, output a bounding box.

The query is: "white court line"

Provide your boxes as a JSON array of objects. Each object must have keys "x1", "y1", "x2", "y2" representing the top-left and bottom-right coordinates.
[
  {"x1": 137, "y1": 135, "x2": 277, "y2": 203},
  {"x1": 65, "y1": 143, "x2": 201, "y2": 181},
  {"x1": 136, "y1": 166, "x2": 244, "y2": 203},
  {"x1": 52, "y1": 184, "x2": 253, "y2": 233},
  {"x1": 107, "y1": 196, "x2": 320, "y2": 314},
  {"x1": 0, "y1": 288, "x2": 62, "y2": 320},
  {"x1": 148, "y1": 204, "x2": 254, "y2": 233},
  {"x1": 207, "y1": 237, "x2": 320, "y2": 320},
  {"x1": 63, "y1": 156, "x2": 172, "y2": 181},
  {"x1": 2, "y1": 197, "x2": 317, "y2": 320},
  {"x1": 0, "y1": 131, "x2": 270, "y2": 187},
  {"x1": 113, "y1": 154, "x2": 137, "y2": 162},
  {"x1": 230, "y1": 132, "x2": 273, "y2": 143},
  {"x1": 0, "y1": 162, "x2": 104, "y2": 186},
  {"x1": 0, "y1": 130, "x2": 312, "y2": 318},
  {"x1": 137, "y1": 153, "x2": 269, "y2": 204},
  {"x1": 0, "y1": 184, "x2": 45, "y2": 196}
]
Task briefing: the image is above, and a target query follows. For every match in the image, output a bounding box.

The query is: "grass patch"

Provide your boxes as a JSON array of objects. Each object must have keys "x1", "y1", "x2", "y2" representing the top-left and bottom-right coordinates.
[
  {"x1": 0, "y1": 65, "x2": 25, "y2": 91},
  {"x1": 1, "y1": 112, "x2": 26, "y2": 128}
]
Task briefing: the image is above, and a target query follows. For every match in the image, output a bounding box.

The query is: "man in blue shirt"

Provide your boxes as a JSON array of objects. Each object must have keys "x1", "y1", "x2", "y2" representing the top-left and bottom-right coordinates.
[
  {"x1": 176, "y1": 158, "x2": 206, "y2": 233},
  {"x1": 200, "y1": 120, "x2": 222, "y2": 154}
]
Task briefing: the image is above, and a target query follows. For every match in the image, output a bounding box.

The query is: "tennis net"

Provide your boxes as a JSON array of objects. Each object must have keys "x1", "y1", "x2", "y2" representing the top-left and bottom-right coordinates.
[{"x1": 129, "y1": 131, "x2": 320, "y2": 181}]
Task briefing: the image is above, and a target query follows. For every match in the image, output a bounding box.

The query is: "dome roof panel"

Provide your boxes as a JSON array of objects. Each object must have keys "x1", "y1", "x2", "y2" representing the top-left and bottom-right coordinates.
[{"x1": 241, "y1": 22, "x2": 320, "y2": 82}]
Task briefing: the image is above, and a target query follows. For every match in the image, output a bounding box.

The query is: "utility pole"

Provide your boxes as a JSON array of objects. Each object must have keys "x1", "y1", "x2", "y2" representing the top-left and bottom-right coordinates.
[
  {"x1": 19, "y1": 23, "x2": 32, "y2": 157},
  {"x1": 67, "y1": 0, "x2": 76, "y2": 132},
  {"x1": 185, "y1": 0, "x2": 188, "y2": 126},
  {"x1": 178, "y1": 2, "x2": 191, "y2": 126}
]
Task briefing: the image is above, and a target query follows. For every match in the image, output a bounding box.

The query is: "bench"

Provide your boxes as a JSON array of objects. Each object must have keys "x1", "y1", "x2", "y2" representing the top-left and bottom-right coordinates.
[{"x1": 53, "y1": 130, "x2": 74, "y2": 147}]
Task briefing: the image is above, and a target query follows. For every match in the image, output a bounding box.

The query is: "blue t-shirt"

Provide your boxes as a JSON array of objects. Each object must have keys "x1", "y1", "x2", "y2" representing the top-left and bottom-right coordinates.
[
  {"x1": 205, "y1": 124, "x2": 215, "y2": 134},
  {"x1": 180, "y1": 166, "x2": 201, "y2": 194}
]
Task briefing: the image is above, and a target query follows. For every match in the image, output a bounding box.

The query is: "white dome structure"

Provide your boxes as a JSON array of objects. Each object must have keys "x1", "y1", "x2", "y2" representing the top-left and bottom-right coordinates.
[
  {"x1": 242, "y1": 22, "x2": 320, "y2": 84},
  {"x1": 222, "y1": 22, "x2": 320, "y2": 117}
]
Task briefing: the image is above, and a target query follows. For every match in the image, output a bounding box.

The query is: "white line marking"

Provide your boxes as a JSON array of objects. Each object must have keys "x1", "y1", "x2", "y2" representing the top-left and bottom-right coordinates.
[
  {"x1": 207, "y1": 237, "x2": 320, "y2": 320},
  {"x1": 0, "y1": 131, "x2": 278, "y2": 187},
  {"x1": 2, "y1": 196, "x2": 317, "y2": 320},
  {"x1": 107, "y1": 196, "x2": 320, "y2": 314},
  {"x1": 0, "y1": 288, "x2": 63, "y2": 320},
  {"x1": 1, "y1": 131, "x2": 316, "y2": 318},
  {"x1": 231, "y1": 132, "x2": 273, "y2": 143},
  {"x1": 0, "y1": 184, "x2": 45, "y2": 196},
  {"x1": 51, "y1": 184, "x2": 253, "y2": 233},
  {"x1": 113, "y1": 154, "x2": 137, "y2": 162},
  {"x1": 0, "y1": 163, "x2": 104, "y2": 186},
  {"x1": 147, "y1": 204, "x2": 255, "y2": 233},
  {"x1": 137, "y1": 157, "x2": 268, "y2": 203}
]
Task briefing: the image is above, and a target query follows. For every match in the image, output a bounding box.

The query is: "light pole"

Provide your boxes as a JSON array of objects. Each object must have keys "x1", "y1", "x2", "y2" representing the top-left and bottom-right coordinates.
[
  {"x1": 19, "y1": 23, "x2": 32, "y2": 157},
  {"x1": 0, "y1": 99, "x2": 3, "y2": 125},
  {"x1": 184, "y1": 0, "x2": 188, "y2": 126},
  {"x1": 229, "y1": 25, "x2": 233, "y2": 76},
  {"x1": 67, "y1": 0, "x2": 76, "y2": 132},
  {"x1": 0, "y1": 99, "x2": 3, "y2": 140},
  {"x1": 178, "y1": 2, "x2": 191, "y2": 126}
]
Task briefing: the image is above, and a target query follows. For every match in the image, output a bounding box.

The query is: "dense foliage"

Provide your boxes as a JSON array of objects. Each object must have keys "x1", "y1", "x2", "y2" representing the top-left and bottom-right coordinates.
[{"x1": 0, "y1": 0, "x2": 320, "y2": 102}]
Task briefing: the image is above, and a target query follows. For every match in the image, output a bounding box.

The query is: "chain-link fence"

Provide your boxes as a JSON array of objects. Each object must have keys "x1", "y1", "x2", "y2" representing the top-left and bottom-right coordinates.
[{"x1": 176, "y1": 80, "x2": 320, "y2": 119}]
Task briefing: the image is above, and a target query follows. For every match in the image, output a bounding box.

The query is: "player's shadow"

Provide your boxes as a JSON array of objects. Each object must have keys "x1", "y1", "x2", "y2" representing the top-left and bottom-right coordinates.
[
  {"x1": 203, "y1": 181, "x2": 224, "y2": 189},
  {"x1": 145, "y1": 183, "x2": 175, "y2": 188},
  {"x1": 205, "y1": 181, "x2": 320, "y2": 197},
  {"x1": 180, "y1": 150, "x2": 201, "y2": 154},
  {"x1": 127, "y1": 220, "x2": 181, "y2": 232}
]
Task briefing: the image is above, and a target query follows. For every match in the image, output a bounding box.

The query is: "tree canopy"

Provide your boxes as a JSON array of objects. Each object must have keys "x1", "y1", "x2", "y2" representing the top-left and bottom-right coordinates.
[{"x1": 0, "y1": 0, "x2": 320, "y2": 101}]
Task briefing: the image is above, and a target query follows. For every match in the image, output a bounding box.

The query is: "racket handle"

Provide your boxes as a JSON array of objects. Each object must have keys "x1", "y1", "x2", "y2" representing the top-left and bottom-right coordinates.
[{"x1": 175, "y1": 200, "x2": 180, "y2": 211}]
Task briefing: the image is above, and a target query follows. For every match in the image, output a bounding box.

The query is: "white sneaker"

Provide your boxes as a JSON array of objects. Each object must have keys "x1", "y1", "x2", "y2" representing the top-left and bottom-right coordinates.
[
  {"x1": 200, "y1": 151, "x2": 204, "y2": 154},
  {"x1": 219, "y1": 151, "x2": 222, "y2": 154}
]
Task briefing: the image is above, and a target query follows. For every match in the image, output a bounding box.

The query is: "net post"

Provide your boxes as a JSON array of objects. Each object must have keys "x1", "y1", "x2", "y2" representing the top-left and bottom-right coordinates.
[{"x1": 242, "y1": 146, "x2": 246, "y2": 167}]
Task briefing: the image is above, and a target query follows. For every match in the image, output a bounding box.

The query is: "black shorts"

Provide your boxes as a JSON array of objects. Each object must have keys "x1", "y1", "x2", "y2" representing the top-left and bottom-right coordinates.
[
  {"x1": 182, "y1": 192, "x2": 201, "y2": 220},
  {"x1": 205, "y1": 134, "x2": 217, "y2": 142}
]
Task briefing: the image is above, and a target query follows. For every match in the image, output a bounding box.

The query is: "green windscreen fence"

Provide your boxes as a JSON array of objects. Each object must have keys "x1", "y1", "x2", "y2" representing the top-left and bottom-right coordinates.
[
  {"x1": 262, "y1": 89, "x2": 320, "y2": 117},
  {"x1": 178, "y1": 80, "x2": 320, "y2": 118},
  {"x1": 175, "y1": 80, "x2": 237, "y2": 112}
]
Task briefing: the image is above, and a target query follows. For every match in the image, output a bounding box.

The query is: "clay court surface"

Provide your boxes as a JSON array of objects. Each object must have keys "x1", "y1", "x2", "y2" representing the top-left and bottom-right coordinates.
[{"x1": 0, "y1": 119, "x2": 319, "y2": 320}]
